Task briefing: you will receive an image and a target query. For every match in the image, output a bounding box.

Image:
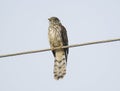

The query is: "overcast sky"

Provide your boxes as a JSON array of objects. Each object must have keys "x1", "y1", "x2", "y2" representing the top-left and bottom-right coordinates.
[{"x1": 0, "y1": 0, "x2": 120, "y2": 91}]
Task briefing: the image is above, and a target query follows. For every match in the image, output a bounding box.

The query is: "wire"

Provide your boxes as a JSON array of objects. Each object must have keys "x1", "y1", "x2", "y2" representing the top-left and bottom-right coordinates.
[{"x1": 0, "y1": 38, "x2": 120, "y2": 58}]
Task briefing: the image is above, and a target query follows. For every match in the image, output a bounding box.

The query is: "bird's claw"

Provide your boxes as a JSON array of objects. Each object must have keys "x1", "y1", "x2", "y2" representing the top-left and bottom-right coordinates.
[
  {"x1": 59, "y1": 45, "x2": 63, "y2": 49},
  {"x1": 51, "y1": 47, "x2": 55, "y2": 50}
]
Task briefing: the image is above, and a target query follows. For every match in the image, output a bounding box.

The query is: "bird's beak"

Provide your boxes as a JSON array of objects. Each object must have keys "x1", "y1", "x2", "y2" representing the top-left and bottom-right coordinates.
[{"x1": 48, "y1": 18, "x2": 50, "y2": 21}]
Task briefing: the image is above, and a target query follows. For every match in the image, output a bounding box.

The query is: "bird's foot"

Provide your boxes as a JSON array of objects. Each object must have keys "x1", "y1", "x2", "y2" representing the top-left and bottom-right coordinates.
[
  {"x1": 51, "y1": 47, "x2": 55, "y2": 50},
  {"x1": 59, "y1": 45, "x2": 63, "y2": 49}
]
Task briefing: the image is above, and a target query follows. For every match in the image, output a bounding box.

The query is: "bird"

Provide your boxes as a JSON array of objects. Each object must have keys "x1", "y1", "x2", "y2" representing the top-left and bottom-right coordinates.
[{"x1": 48, "y1": 17, "x2": 69, "y2": 80}]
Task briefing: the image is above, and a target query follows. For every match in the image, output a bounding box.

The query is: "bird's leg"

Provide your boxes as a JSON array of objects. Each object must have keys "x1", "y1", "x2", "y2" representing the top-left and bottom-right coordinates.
[
  {"x1": 59, "y1": 43, "x2": 63, "y2": 49},
  {"x1": 51, "y1": 46, "x2": 55, "y2": 51},
  {"x1": 50, "y1": 43, "x2": 55, "y2": 50},
  {"x1": 59, "y1": 46, "x2": 63, "y2": 49}
]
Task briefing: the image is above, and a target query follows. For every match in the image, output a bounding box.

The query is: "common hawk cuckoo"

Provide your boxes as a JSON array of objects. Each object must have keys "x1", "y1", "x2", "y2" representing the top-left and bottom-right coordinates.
[{"x1": 48, "y1": 17, "x2": 69, "y2": 80}]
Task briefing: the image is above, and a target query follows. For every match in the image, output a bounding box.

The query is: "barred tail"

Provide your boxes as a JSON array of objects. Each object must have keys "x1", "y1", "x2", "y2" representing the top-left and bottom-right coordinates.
[{"x1": 54, "y1": 49, "x2": 66, "y2": 80}]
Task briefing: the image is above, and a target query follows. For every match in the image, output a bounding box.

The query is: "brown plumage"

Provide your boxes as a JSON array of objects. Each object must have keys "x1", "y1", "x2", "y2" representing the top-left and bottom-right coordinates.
[{"x1": 48, "y1": 17, "x2": 69, "y2": 80}]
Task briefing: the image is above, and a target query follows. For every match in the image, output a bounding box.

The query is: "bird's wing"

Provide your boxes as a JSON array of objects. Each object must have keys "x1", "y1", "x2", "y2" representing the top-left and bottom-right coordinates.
[{"x1": 60, "y1": 25, "x2": 69, "y2": 62}]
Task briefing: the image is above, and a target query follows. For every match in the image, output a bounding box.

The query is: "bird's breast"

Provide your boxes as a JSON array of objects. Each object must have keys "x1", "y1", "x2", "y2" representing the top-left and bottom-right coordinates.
[{"x1": 49, "y1": 27, "x2": 62, "y2": 47}]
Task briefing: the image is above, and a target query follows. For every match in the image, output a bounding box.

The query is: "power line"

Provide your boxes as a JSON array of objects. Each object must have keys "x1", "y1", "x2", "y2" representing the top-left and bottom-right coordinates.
[{"x1": 0, "y1": 38, "x2": 120, "y2": 58}]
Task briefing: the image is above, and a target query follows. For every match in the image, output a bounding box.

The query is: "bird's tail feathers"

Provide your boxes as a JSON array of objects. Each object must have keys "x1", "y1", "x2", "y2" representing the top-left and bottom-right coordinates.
[{"x1": 54, "y1": 49, "x2": 66, "y2": 80}]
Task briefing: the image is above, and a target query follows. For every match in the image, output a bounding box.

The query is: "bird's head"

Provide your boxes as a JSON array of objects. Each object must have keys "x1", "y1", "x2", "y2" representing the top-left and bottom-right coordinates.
[{"x1": 48, "y1": 17, "x2": 60, "y2": 24}]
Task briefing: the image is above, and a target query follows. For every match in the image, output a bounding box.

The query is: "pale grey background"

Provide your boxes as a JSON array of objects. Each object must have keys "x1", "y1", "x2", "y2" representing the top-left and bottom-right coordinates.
[{"x1": 0, "y1": 0, "x2": 120, "y2": 91}]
